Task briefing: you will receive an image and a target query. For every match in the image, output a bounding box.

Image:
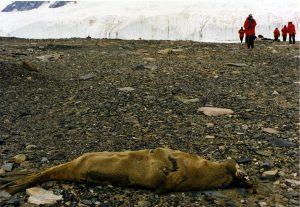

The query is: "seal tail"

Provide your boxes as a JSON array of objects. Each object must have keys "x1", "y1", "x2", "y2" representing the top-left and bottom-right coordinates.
[{"x1": 0, "y1": 161, "x2": 77, "y2": 194}]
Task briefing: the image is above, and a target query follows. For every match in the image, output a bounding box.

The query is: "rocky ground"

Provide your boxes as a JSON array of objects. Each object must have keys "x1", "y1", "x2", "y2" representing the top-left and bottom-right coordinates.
[{"x1": 0, "y1": 37, "x2": 299, "y2": 207}]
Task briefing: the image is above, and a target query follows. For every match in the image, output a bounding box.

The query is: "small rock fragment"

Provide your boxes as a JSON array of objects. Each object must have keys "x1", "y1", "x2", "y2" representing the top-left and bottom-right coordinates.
[
  {"x1": 79, "y1": 73, "x2": 96, "y2": 80},
  {"x1": 26, "y1": 187, "x2": 63, "y2": 205},
  {"x1": 134, "y1": 64, "x2": 145, "y2": 70},
  {"x1": 262, "y1": 169, "x2": 278, "y2": 181},
  {"x1": 0, "y1": 190, "x2": 11, "y2": 201},
  {"x1": 13, "y1": 154, "x2": 27, "y2": 164},
  {"x1": 272, "y1": 90, "x2": 279, "y2": 95},
  {"x1": 262, "y1": 128, "x2": 280, "y2": 134},
  {"x1": 285, "y1": 179, "x2": 300, "y2": 186},
  {"x1": 226, "y1": 63, "x2": 248, "y2": 67},
  {"x1": 1, "y1": 163, "x2": 14, "y2": 172},
  {"x1": 198, "y1": 107, "x2": 234, "y2": 116},
  {"x1": 117, "y1": 87, "x2": 135, "y2": 92},
  {"x1": 206, "y1": 123, "x2": 214, "y2": 128}
]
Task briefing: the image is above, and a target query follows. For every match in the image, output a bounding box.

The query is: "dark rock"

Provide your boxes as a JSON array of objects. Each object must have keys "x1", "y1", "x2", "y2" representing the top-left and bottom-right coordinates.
[
  {"x1": 0, "y1": 138, "x2": 4, "y2": 145},
  {"x1": 261, "y1": 160, "x2": 272, "y2": 170},
  {"x1": 236, "y1": 156, "x2": 251, "y2": 164},
  {"x1": 252, "y1": 134, "x2": 296, "y2": 147},
  {"x1": 49, "y1": 1, "x2": 74, "y2": 8},
  {"x1": 134, "y1": 64, "x2": 145, "y2": 70},
  {"x1": 2, "y1": 1, "x2": 46, "y2": 12}
]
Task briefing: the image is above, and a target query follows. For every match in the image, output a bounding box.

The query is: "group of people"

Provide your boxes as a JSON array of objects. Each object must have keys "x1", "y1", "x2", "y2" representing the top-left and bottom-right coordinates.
[
  {"x1": 238, "y1": 14, "x2": 297, "y2": 49},
  {"x1": 273, "y1": 22, "x2": 296, "y2": 43}
]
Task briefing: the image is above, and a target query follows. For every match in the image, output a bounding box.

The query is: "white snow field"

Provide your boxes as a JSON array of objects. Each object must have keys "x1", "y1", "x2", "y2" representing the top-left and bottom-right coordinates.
[{"x1": 0, "y1": 0, "x2": 299, "y2": 42}]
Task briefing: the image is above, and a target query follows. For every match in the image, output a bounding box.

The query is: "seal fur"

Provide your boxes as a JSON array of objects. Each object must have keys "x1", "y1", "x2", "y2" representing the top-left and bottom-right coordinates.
[{"x1": 0, "y1": 148, "x2": 252, "y2": 194}]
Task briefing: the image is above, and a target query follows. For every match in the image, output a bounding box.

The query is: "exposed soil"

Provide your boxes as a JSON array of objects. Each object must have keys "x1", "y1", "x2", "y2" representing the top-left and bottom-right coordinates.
[{"x1": 0, "y1": 37, "x2": 299, "y2": 207}]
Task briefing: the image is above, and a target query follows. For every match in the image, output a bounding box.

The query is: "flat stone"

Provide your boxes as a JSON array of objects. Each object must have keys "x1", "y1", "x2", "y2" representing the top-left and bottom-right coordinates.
[
  {"x1": 261, "y1": 160, "x2": 272, "y2": 170},
  {"x1": 262, "y1": 169, "x2": 278, "y2": 181},
  {"x1": 117, "y1": 87, "x2": 135, "y2": 92},
  {"x1": 262, "y1": 128, "x2": 280, "y2": 134},
  {"x1": 36, "y1": 53, "x2": 61, "y2": 62},
  {"x1": 26, "y1": 145, "x2": 37, "y2": 150},
  {"x1": 205, "y1": 135, "x2": 215, "y2": 139},
  {"x1": 285, "y1": 179, "x2": 300, "y2": 186},
  {"x1": 142, "y1": 57, "x2": 156, "y2": 62},
  {"x1": 198, "y1": 107, "x2": 234, "y2": 116},
  {"x1": 157, "y1": 48, "x2": 172, "y2": 55},
  {"x1": 134, "y1": 64, "x2": 145, "y2": 70},
  {"x1": 236, "y1": 156, "x2": 251, "y2": 164},
  {"x1": 79, "y1": 73, "x2": 96, "y2": 80},
  {"x1": 26, "y1": 187, "x2": 63, "y2": 205},
  {"x1": 13, "y1": 154, "x2": 27, "y2": 164},
  {"x1": 226, "y1": 63, "x2": 248, "y2": 67},
  {"x1": 175, "y1": 96, "x2": 199, "y2": 104}
]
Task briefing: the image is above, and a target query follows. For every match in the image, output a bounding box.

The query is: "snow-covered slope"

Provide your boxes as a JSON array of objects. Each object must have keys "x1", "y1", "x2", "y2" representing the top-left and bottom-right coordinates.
[{"x1": 0, "y1": 0, "x2": 299, "y2": 42}]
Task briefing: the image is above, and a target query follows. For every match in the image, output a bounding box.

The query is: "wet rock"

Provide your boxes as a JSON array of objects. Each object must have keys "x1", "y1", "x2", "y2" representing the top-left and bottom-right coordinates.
[
  {"x1": 262, "y1": 169, "x2": 278, "y2": 181},
  {"x1": 26, "y1": 187, "x2": 63, "y2": 205},
  {"x1": 1, "y1": 163, "x2": 14, "y2": 172},
  {"x1": 13, "y1": 154, "x2": 27, "y2": 164},
  {"x1": 198, "y1": 107, "x2": 234, "y2": 116},
  {"x1": 79, "y1": 73, "x2": 96, "y2": 80}
]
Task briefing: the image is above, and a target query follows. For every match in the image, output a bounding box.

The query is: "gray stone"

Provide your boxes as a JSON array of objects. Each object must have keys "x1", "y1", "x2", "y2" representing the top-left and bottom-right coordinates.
[
  {"x1": 0, "y1": 190, "x2": 11, "y2": 201},
  {"x1": 285, "y1": 179, "x2": 300, "y2": 186},
  {"x1": 1, "y1": 163, "x2": 14, "y2": 172},
  {"x1": 236, "y1": 156, "x2": 251, "y2": 164},
  {"x1": 134, "y1": 64, "x2": 145, "y2": 70}
]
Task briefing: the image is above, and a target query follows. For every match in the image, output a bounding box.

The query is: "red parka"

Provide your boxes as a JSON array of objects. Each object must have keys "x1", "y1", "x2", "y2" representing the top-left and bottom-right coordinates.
[
  {"x1": 281, "y1": 26, "x2": 288, "y2": 36},
  {"x1": 244, "y1": 17, "x2": 257, "y2": 35},
  {"x1": 288, "y1": 22, "x2": 296, "y2": 35},
  {"x1": 239, "y1": 29, "x2": 245, "y2": 37},
  {"x1": 273, "y1": 28, "x2": 280, "y2": 37}
]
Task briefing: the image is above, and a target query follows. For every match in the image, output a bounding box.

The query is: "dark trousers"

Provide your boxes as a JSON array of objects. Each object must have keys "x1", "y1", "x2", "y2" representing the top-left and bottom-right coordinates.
[
  {"x1": 282, "y1": 35, "x2": 287, "y2": 42},
  {"x1": 289, "y1": 34, "x2": 295, "y2": 44},
  {"x1": 246, "y1": 35, "x2": 255, "y2": 48},
  {"x1": 240, "y1": 36, "x2": 244, "y2": 43},
  {"x1": 274, "y1": 35, "x2": 279, "y2": 41}
]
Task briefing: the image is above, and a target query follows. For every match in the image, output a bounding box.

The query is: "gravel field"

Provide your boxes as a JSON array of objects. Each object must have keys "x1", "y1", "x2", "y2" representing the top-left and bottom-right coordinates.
[{"x1": 0, "y1": 37, "x2": 299, "y2": 206}]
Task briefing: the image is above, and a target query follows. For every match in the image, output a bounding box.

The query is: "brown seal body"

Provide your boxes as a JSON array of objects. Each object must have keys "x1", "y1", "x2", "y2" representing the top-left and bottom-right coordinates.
[{"x1": 0, "y1": 148, "x2": 252, "y2": 194}]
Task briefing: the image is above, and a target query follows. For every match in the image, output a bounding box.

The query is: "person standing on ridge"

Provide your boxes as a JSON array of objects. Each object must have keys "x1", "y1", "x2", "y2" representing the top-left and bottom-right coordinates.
[
  {"x1": 281, "y1": 25, "x2": 288, "y2": 42},
  {"x1": 287, "y1": 22, "x2": 296, "y2": 44},
  {"x1": 244, "y1": 14, "x2": 257, "y2": 49},
  {"x1": 238, "y1": 27, "x2": 245, "y2": 43},
  {"x1": 273, "y1": 27, "x2": 280, "y2": 42}
]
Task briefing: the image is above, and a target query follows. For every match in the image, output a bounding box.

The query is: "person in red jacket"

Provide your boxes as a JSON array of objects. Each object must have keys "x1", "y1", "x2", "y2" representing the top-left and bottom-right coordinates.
[
  {"x1": 288, "y1": 21, "x2": 296, "y2": 44},
  {"x1": 244, "y1": 14, "x2": 257, "y2": 48},
  {"x1": 281, "y1": 25, "x2": 288, "y2": 42},
  {"x1": 273, "y1": 27, "x2": 280, "y2": 42},
  {"x1": 238, "y1": 27, "x2": 245, "y2": 43}
]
